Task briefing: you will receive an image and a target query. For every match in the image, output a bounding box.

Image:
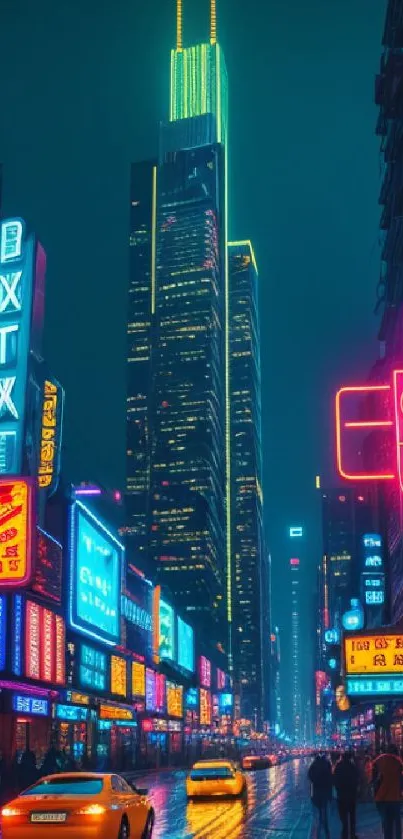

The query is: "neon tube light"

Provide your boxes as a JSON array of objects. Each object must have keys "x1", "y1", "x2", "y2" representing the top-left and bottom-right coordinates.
[
  {"x1": 335, "y1": 385, "x2": 395, "y2": 480},
  {"x1": 393, "y1": 370, "x2": 403, "y2": 492},
  {"x1": 0, "y1": 680, "x2": 58, "y2": 698},
  {"x1": 344, "y1": 421, "x2": 393, "y2": 428},
  {"x1": 151, "y1": 166, "x2": 157, "y2": 316}
]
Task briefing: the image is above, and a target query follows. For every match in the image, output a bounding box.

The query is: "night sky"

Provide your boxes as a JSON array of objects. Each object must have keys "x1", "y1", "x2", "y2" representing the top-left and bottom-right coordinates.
[{"x1": 1, "y1": 0, "x2": 385, "y2": 728}]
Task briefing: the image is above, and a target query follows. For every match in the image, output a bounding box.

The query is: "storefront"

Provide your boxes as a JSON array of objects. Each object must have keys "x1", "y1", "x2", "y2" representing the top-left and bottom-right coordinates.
[
  {"x1": 53, "y1": 692, "x2": 95, "y2": 767},
  {"x1": 0, "y1": 684, "x2": 55, "y2": 778},
  {"x1": 97, "y1": 703, "x2": 138, "y2": 771},
  {"x1": 139, "y1": 718, "x2": 168, "y2": 768}
]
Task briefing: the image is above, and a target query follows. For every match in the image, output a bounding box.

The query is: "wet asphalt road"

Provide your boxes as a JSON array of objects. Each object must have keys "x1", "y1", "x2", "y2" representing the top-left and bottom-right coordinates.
[{"x1": 135, "y1": 758, "x2": 311, "y2": 838}]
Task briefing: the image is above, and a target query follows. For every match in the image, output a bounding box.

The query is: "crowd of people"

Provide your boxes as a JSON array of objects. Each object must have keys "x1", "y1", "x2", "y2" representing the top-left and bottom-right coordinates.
[
  {"x1": 0, "y1": 744, "x2": 82, "y2": 804},
  {"x1": 308, "y1": 745, "x2": 403, "y2": 839}
]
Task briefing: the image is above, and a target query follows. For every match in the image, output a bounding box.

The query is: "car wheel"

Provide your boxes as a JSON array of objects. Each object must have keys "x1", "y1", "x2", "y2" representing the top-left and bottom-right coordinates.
[
  {"x1": 141, "y1": 809, "x2": 155, "y2": 839},
  {"x1": 118, "y1": 818, "x2": 130, "y2": 839}
]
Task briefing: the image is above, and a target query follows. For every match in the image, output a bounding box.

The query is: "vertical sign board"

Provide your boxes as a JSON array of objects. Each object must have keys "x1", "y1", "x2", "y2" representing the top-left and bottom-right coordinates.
[
  {"x1": 38, "y1": 377, "x2": 64, "y2": 497},
  {"x1": 0, "y1": 219, "x2": 44, "y2": 476}
]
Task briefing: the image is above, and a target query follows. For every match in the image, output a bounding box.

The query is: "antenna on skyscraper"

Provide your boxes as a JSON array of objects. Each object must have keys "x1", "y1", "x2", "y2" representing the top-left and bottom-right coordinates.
[
  {"x1": 210, "y1": 0, "x2": 217, "y2": 44},
  {"x1": 177, "y1": 0, "x2": 183, "y2": 51}
]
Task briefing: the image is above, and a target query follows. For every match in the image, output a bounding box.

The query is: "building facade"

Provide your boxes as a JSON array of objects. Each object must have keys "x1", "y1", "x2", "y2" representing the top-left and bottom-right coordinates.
[
  {"x1": 228, "y1": 241, "x2": 265, "y2": 723},
  {"x1": 290, "y1": 557, "x2": 301, "y2": 742}
]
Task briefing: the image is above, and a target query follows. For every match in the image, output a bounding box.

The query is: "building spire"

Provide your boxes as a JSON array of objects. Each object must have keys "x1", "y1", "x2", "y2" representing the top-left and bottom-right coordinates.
[
  {"x1": 210, "y1": 0, "x2": 217, "y2": 44},
  {"x1": 177, "y1": 0, "x2": 183, "y2": 51}
]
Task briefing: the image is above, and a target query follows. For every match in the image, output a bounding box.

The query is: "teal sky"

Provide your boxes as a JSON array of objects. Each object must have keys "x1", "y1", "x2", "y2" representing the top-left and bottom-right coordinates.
[{"x1": 0, "y1": 0, "x2": 386, "y2": 728}]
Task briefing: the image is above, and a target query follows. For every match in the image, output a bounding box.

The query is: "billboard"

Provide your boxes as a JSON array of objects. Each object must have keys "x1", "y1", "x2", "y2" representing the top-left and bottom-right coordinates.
[
  {"x1": 37, "y1": 378, "x2": 64, "y2": 496},
  {"x1": 289, "y1": 526, "x2": 303, "y2": 538},
  {"x1": 79, "y1": 643, "x2": 107, "y2": 692},
  {"x1": 132, "y1": 662, "x2": 145, "y2": 697},
  {"x1": 200, "y1": 688, "x2": 212, "y2": 726},
  {"x1": 199, "y1": 655, "x2": 211, "y2": 688},
  {"x1": 69, "y1": 501, "x2": 122, "y2": 645},
  {"x1": 0, "y1": 219, "x2": 45, "y2": 476},
  {"x1": 145, "y1": 668, "x2": 156, "y2": 711},
  {"x1": 344, "y1": 631, "x2": 403, "y2": 697},
  {"x1": 0, "y1": 477, "x2": 35, "y2": 588},
  {"x1": 0, "y1": 595, "x2": 6, "y2": 670},
  {"x1": 177, "y1": 616, "x2": 194, "y2": 672},
  {"x1": 167, "y1": 682, "x2": 183, "y2": 718},
  {"x1": 25, "y1": 600, "x2": 65, "y2": 685},
  {"x1": 111, "y1": 655, "x2": 127, "y2": 697},
  {"x1": 159, "y1": 599, "x2": 175, "y2": 661}
]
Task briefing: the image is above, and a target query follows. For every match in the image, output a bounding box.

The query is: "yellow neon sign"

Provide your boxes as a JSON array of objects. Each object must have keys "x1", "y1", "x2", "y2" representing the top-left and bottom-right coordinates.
[
  {"x1": 38, "y1": 380, "x2": 58, "y2": 490},
  {"x1": 344, "y1": 633, "x2": 403, "y2": 675}
]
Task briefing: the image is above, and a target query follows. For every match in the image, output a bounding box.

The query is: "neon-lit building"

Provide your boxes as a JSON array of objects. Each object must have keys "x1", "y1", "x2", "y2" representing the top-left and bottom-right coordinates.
[
  {"x1": 290, "y1": 558, "x2": 301, "y2": 742},
  {"x1": 228, "y1": 241, "x2": 266, "y2": 722},
  {"x1": 125, "y1": 160, "x2": 156, "y2": 575}
]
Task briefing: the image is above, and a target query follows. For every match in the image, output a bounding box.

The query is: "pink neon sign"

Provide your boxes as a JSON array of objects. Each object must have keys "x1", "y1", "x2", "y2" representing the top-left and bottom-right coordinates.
[{"x1": 335, "y1": 370, "x2": 403, "y2": 488}]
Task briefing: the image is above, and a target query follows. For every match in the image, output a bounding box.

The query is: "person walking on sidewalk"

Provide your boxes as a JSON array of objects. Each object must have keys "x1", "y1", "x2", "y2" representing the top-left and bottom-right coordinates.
[
  {"x1": 333, "y1": 751, "x2": 359, "y2": 839},
  {"x1": 372, "y1": 744, "x2": 403, "y2": 839},
  {"x1": 308, "y1": 753, "x2": 333, "y2": 838}
]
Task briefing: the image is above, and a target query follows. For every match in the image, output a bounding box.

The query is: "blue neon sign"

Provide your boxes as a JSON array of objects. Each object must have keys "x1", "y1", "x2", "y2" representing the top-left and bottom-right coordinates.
[
  {"x1": 177, "y1": 617, "x2": 194, "y2": 672},
  {"x1": 0, "y1": 595, "x2": 6, "y2": 670},
  {"x1": 12, "y1": 594, "x2": 23, "y2": 676},
  {"x1": 185, "y1": 688, "x2": 198, "y2": 708},
  {"x1": 346, "y1": 676, "x2": 403, "y2": 697},
  {"x1": 219, "y1": 693, "x2": 233, "y2": 713},
  {"x1": 12, "y1": 694, "x2": 49, "y2": 716},
  {"x1": 0, "y1": 218, "x2": 40, "y2": 474},
  {"x1": 69, "y1": 502, "x2": 122, "y2": 645},
  {"x1": 56, "y1": 704, "x2": 88, "y2": 722},
  {"x1": 79, "y1": 644, "x2": 107, "y2": 692}
]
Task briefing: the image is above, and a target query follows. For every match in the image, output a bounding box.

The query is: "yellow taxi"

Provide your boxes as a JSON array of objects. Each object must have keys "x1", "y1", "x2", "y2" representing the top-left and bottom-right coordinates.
[
  {"x1": 0, "y1": 773, "x2": 154, "y2": 839},
  {"x1": 186, "y1": 759, "x2": 246, "y2": 799}
]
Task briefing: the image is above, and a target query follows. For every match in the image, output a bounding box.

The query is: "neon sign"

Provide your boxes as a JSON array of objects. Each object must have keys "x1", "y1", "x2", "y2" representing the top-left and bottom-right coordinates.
[
  {"x1": 342, "y1": 599, "x2": 364, "y2": 631},
  {"x1": 79, "y1": 644, "x2": 107, "y2": 691},
  {"x1": 132, "y1": 662, "x2": 145, "y2": 697},
  {"x1": 289, "y1": 527, "x2": 303, "y2": 538},
  {"x1": 177, "y1": 616, "x2": 194, "y2": 672},
  {"x1": 335, "y1": 371, "x2": 403, "y2": 490},
  {"x1": 55, "y1": 704, "x2": 87, "y2": 722},
  {"x1": 38, "y1": 378, "x2": 64, "y2": 495},
  {"x1": 199, "y1": 656, "x2": 211, "y2": 688},
  {"x1": 12, "y1": 694, "x2": 48, "y2": 716},
  {"x1": 0, "y1": 478, "x2": 35, "y2": 587},
  {"x1": 0, "y1": 595, "x2": 6, "y2": 670},
  {"x1": 111, "y1": 655, "x2": 127, "y2": 697},
  {"x1": 69, "y1": 501, "x2": 122, "y2": 645},
  {"x1": 25, "y1": 601, "x2": 65, "y2": 685},
  {"x1": 159, "y1": 600, "x2": 175, "y2": 661},
  {"x1": 0, "y1": 219, "x2": 44, "y2": 475},
  {"x1": 145, "y1": 668, "x2": 156, "y2": 711}
]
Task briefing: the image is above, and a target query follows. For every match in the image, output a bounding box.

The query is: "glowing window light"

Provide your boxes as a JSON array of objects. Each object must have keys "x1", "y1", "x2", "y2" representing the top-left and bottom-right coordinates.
[
  {"x1": 151, "y1": 166, "x2": 157, "y2": 315},
  {"x1": 0, "y1": 219, "x2": 23, "y2": 264},
  {"x1": 335, "y1": 384, "x2": 395, "y2": 480},
  {"x1": 210, "y1": 0, "x2": 217, "y2": 44},
  {"x1": 176, "y1": 0, "x2": 183, "y2": 51}
]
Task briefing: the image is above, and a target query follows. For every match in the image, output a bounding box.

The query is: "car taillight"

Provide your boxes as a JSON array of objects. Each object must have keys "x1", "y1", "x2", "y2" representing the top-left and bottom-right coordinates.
[
  {"x1": 1, "y1": 807, "x2": 23, "y2": 817},
  {"x1": 75, "y1": 804, "x2": 106, "y2": 816}
]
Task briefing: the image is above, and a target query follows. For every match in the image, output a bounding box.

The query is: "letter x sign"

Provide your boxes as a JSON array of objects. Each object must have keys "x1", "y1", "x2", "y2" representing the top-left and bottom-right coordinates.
[{"x1": 335, "y1": 370, "x2": 403, "y2": 490}]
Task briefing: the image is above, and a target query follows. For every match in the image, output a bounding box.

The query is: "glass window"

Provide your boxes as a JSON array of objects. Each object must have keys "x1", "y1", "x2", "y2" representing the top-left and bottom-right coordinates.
[
  {"x1": 21, "y1": 778, "x2": 103, "y2": 796},
  {"x1": 190, "y1": 767, "x2": 234, "y2": 780}
]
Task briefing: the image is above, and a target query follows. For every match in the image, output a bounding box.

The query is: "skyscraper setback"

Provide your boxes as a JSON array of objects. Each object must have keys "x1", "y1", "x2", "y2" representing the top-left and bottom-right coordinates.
[{"x1": 125, "y1": 0, "x2": 268, "y2": 717}]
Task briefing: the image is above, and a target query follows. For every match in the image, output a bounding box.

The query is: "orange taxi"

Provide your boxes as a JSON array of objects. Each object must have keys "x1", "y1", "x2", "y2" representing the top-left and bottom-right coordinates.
[
  {"x1": 0, "y1": 773, "x2": 154, "y2": 839},
  {"x1": 241, "y1": 754, "x2": 272, "y2": 770},
  {"x1": 186, "y1": 759, "x2": 246, "y2": 799}
]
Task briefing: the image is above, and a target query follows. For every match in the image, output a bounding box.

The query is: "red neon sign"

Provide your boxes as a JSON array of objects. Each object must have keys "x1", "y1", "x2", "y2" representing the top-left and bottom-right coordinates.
[
  {"x1": 393, "y1": 370, "x2": 403, "y2": 492},
  {"x1": 25, "y1": 601, "x2": 65, "y2": 686},
  {"x1": 335, "y1": 384, "x2": 395, "y2": 481}
]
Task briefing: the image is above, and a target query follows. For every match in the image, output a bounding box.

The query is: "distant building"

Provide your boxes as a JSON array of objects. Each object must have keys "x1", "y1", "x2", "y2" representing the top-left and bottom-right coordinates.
[
  {"x1": 270, "y1": 627, "x2": 282, "y2": 733},
  {"x1": 290, "y1": 557, "x2": 301, "y2": 742}
]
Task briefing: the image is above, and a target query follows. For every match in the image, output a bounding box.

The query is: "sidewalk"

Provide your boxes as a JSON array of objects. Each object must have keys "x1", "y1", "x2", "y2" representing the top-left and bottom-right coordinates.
[{"x1": 309, "y1": 800, "x2": 383, "y2": 838}]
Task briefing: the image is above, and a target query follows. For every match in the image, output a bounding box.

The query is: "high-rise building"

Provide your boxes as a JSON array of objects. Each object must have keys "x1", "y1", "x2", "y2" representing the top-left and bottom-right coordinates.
[
  {"x1": 228, "y1": 240, "x2": 265, "y2": 722},
  {"x1": 125, "y1": 160, "x2": 156, "y2": 575},
  {"x1": 270, "y1": 627, "x2": 282, "y2": 734},
  {"x1": 290, "y1": 557, "x2": 301, "y2": 742}
]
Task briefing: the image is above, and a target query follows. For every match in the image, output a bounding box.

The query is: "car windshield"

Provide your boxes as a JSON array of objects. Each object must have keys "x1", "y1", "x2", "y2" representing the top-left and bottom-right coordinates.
[
  {"x1": 20, "y1": 778, "x2": 103, "y2": 796},
  {"x1": 190, "y1": 767, "x2": 233, "y2": 780}
]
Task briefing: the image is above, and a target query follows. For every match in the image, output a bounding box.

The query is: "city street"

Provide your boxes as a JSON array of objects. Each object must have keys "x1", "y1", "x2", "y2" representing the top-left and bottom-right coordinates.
[{"x1": 133, "y1": 759, "x2": 312, "y2": 838}]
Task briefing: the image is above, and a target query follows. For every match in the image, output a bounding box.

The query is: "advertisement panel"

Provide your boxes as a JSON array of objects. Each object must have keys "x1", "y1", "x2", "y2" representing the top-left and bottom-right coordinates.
[
  {"x1": 0, "y1": 478, "x2": 35, "y2": 588},
  {"x1": 25, "y1": 600, "x2": 65, "y2": 685},
  {"x1": 0, "y1": 219, "x2": 45, "y2": 476},
  {"x1": 132, "y1": 662, "x2": 145, "y2": 697},
  {"x1": 156, "y1": 673, "x2": 166, "y2": 713},
  {"x1": 32, "y1": 528, "x2": 62, "y2": 603},
  {"x1": 111, "y1": 655, "x2": 127, "y2": 697},
  {"x1": 159, "y1": 599, "x2": 175, "y2": 661},
  {"x1": 122, "y1": 570, "x2": 153, "y2": 662},
  {"x1": 200, "y1": 688, "x2": 212, "y2": 726},
  {"x1": 344, "y1": 633, "x2": 403, "y2": 675},
  {"x1": 177, "y1": 616, "x2": 194, "y2": 672},
  {"x1": 145, "y1": 668, "x2": 157, "y2": 712},
  {"x1": 79, "y1": 644, "x2": 107, "y2": 692},
  {"x1": 167, "y1": 682, "x2": 183, "y2": 718},
  {"x1": 199, "y1": 656, "x2": 211, "y2": 688},
  {"x1": 0, "y1": 595, "x2": 6, "y2": 670},
  {"x1": 69, "y1": 501, "x2": 122, "y2": 645}
]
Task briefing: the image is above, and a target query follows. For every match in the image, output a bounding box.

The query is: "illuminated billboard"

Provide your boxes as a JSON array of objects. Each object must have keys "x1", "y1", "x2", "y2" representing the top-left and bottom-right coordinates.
[
  {"x1": 167, "y1": 682, "x2": 183, "y2": 718},
  {"x1": 159, "y1": 599, "x2": 175, "y2": 661},
  {"x1": 200, "y1": 688, "x2": 212, "y2": 726},
  {"x1": 199, "y1": 655, "x2": 211, "y2": 688},
  {"x1": 156, "y1": 673, "x2": 166, "y2": 713},
  {"x1": 32, "y1": 528, "x2": 62, "y2": 603},
  {"x1": 37, "y1": 378, "x2": 64, "y2": 496},
  {"x1": 69, "y1": 501, "x2": 122, "y2": 645},
  {"x1": 145, "y1": 668, "x2": 156, "y2": 711},
  {"x1": 132, "y1": 662, "x2": 145, "y2": 697},
  {"x1": 79, "y1": 644, "x2": 107, "y2": 692},
  {"x1": 0, "y1": 219, "x2": 45, "y2": 476},
  {"x1": 0, "y1": 478, "x2": 35, "y2": 588},
  {"x1": 362, "y1": 573, "x2": 385, "y2": 606},
  {"x1": 25, "y1": 600, "x2": 65, "y2": 685},
  {"x1": 0, "y1": 595, "x2": 6, "y2": 670},
  {"x1": 177, "y1": 617, "x2": 194, "y2": 672},
  {"x1": 344, "y1": 632, "x2": 403, "y2": 698},
  {"x1": 111, "y1": 655, "x2": 127, "y2": 697}
]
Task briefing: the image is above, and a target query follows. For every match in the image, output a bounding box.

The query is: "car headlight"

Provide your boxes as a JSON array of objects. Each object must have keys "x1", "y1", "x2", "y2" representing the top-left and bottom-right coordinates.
[{"x1": 75, "y1": 804, "x2": 107, "y2": 816}]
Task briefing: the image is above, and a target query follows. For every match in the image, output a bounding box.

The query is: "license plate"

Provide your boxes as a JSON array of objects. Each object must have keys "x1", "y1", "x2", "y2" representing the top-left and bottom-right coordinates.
[{"x1": 31, "y1": 812, "x2": 67, "y2": 823}]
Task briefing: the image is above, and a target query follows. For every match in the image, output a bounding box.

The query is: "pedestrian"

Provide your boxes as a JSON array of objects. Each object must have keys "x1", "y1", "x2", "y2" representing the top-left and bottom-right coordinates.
[
  {"x1": 333, "y1": 751, "x2": 359, "y2": 839},
  {"x1": 18, "y1": 747, "x2": 37, "y2": 791},
  {"x1": 41, "y1": 744, "x2": 62, "y2": 777},
  {"x1": 308, "y1": 752, "x2": 333, "y2": 838},
  {"x1": 372, "y1": 744, "x2": 403, "y2": 839}
]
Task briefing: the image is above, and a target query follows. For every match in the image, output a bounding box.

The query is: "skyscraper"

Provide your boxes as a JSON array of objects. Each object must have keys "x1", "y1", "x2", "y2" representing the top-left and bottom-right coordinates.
[
  {"x1": 229, "y1": 240, "x2": 265, "y2": 722},
  {"x1": 290, "y1": 557, "x2": 301, "y2": 742}
]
